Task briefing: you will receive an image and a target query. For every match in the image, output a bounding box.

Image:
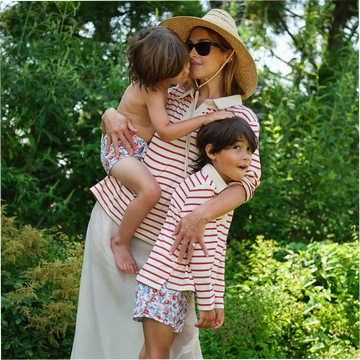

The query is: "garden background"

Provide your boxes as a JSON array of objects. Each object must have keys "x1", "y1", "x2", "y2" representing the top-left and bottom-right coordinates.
[{"x1": 1, "y1": 0, "x2": 359, "y2": 358}]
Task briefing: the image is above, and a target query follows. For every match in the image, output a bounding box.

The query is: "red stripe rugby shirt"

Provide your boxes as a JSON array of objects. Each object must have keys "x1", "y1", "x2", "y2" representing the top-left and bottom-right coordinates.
[{"x1": 90, "y1": 85, "x2": 261, "y2": 246}]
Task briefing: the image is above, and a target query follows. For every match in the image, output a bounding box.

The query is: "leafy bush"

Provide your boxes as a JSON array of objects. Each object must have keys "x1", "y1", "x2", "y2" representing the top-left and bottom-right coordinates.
[
  {"x1": 200, "y1": 232, "x2": 359, "y2": 359},
  {"x1": 1, "y1": 206, "x2": 84, "y2": 359},
  {"x1": 231, "y1": 38, "x2": 359, "y2": 244},
  {"x1": 1, "y1": 1, "x2": 128, "y2": 237}
]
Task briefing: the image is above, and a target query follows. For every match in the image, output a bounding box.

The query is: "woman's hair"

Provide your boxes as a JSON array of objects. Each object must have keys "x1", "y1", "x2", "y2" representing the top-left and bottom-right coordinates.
[
  {"x1": 127, "y1": 27, "x2": 189, "y2": 91},
  {"x1": 192, "y1": 116, "x2": 258, "y2": 173},
  {"x1": 185, "y1": 27, "x2": 244, "y2": 97}
]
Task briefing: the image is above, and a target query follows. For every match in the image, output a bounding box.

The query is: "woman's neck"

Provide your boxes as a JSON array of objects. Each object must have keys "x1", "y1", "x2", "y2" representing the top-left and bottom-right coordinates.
[{"x1": 196, "y1": 75, "x2": 224, "y2": 108}]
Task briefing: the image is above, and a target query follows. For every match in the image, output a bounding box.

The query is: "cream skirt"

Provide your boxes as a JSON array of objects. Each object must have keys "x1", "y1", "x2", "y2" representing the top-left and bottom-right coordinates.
[{"x1": 71, "y1": 201, "x2": 202, "y2": 359}]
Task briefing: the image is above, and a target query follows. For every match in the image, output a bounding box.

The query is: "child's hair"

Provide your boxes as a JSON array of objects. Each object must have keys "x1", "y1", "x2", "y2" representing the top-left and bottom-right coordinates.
[
  {"x1": 193, "y1": 116, "x2": 258, "y2": 172},
  {"x1": 127, "y1": 26, "x2": 189, "y2": 91}
]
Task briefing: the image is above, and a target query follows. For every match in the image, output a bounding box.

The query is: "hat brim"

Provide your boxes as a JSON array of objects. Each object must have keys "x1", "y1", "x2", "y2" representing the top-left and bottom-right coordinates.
[{"x1": 159, "y1": 16, "x2": 258, "y2": 99}]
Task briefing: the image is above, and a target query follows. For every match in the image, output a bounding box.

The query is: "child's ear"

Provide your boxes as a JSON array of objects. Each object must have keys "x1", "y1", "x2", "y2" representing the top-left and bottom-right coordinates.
[{"x1": 205, "y1": 144, "x2": 216, "y2": 160}]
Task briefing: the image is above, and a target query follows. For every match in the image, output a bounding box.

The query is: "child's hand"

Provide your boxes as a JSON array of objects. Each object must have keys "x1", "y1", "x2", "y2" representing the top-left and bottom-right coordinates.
[
  {"x1": 213, "y1": 309, "x2": 225, "y2": 329},
  {"x1": 202, "y1": 110, "x2": 233, "y2": 126},
  {"x1": 195, "y1": 310, "x2": 215, "y2": 329}
]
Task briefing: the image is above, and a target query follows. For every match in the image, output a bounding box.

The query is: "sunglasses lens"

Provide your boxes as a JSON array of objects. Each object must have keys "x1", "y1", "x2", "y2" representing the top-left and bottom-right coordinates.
[
  {"x1": 196, "y1": 43, "x2": 211, "y2": 56},
  {"x1": 187, "y1": 42, "x2": 211, "y2": 56}
]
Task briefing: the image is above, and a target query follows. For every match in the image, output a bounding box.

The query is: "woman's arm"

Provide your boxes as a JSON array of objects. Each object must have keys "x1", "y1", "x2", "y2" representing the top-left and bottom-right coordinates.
[
  {"x1": 101, "y1": 107, "x2": 138, "y2": 158},
  {"x1": 171, "y1": 184, "x2": 246, "y2": 262}
]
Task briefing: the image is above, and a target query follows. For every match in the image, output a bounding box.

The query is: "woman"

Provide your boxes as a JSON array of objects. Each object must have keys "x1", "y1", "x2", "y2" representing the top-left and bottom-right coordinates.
[{"x1": 71, "y1": 8, "x2": 260, "y2": 359}]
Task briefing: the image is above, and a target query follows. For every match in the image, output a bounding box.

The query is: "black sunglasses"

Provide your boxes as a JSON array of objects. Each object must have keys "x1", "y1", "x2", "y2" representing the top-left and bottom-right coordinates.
[{"x1": 186, "y1": 42, "x2": 221, "y2": 56}]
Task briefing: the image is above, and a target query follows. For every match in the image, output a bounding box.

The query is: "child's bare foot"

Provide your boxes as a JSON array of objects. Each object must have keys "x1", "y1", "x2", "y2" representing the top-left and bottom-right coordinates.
[{"x1": 110, "y1": 236, "x2": 139, "y2": 274}]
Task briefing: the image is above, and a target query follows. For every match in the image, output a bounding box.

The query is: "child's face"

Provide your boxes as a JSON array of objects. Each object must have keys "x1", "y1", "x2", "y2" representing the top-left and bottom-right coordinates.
[
  {"x1": 167, "y1": 62, "x2": 190, "y2": 85},
  {"x1": 207, "y1": 138, "x2": 253, "y2": 183}
]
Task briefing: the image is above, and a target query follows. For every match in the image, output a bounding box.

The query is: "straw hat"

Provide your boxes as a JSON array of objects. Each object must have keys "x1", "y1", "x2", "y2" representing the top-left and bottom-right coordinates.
[{"x1": 159, "y1": 9, "x2": 258, "y2": 100}]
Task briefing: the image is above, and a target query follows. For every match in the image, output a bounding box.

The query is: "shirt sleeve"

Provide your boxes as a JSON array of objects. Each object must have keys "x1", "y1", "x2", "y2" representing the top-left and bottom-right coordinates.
[
  {"x1": 179, "y1": 183, "x2": 224, "y2": 311},
  {"x1": 213, "y1": 218, "x2": 227, "y2": 309},
  {"x1": 189, "y1": 219, "x2": 218, "y2": 311},
  {"x1": 228, "y1": 106, "x2": 261, "y2": 202}
]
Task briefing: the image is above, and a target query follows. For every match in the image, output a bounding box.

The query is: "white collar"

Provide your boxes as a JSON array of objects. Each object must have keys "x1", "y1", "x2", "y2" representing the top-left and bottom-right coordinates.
[
  {"x1": 202, "y1": 164, "x2": 228, "y2": 193},
  {"x1": 179, "y1": 88, "x2": 242, "y2": 109}
]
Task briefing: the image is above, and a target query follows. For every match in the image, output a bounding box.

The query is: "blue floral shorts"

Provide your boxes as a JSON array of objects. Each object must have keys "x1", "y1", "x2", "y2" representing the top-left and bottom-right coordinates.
[
  {"x1": 100, "y1": 132, "x2": 148, "y2": 174},
  {"x1": 133, "y1": 281, "x2": 192, "y2": 333}
]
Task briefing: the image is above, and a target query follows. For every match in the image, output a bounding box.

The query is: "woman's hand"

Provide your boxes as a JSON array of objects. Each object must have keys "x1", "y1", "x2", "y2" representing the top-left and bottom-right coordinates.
[
  {"x1": 171, "y1": 185, "x2": 246, "y2": 263},
  {"x1": 170, "y1": 205, "x2": 209, "y2": 263},
  {"x1": 102, "y1": 108, "x2": 138, "y2": 158}
]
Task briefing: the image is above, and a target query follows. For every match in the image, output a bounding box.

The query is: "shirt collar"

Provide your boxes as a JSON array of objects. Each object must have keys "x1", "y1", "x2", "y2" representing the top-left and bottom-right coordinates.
[
  {"x1": 178, "y1": 87, "x2": 242, "y2": 109},
  {"x1": 202, "y1": 164, "x2": 228, "y2": 193}
]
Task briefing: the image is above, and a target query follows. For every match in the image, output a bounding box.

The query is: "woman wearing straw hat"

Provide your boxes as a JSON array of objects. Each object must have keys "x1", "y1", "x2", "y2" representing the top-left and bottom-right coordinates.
[{"x1": 71, "y1": 8, "x2": 260, "y2": 359}]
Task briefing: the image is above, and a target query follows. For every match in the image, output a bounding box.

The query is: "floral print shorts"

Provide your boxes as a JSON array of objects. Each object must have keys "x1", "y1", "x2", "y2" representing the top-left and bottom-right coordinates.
[
  {"x1": 100, "y1": 132, "x2": 148, "y2": 174},
  {"x1": 133, "y1": 281, "x2": 192, "y2": 333}
]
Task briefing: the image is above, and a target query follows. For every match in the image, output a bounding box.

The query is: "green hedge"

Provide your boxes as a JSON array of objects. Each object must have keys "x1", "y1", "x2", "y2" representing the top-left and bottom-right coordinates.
[
  {"x1": 2, "y1": 208, "x2": 359, "y2": 359},
  {"x1": 200, "y1": 233, "x2": 359, "y2": 359},
  {"x1": 1, "y1": 207, "x2": 84, "y2": 359}
]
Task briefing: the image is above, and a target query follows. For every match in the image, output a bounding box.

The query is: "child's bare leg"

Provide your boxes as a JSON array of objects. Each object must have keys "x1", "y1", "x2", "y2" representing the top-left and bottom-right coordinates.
[
  {"x1": 110, "y1": 157, "x2": 161, "y2": 274},
  {"x1": 139, "y1": 342, "x2": 145, "y2": 359},
  {"x1": 142, "y1": 318, "x2": 177, "y2": 359}
]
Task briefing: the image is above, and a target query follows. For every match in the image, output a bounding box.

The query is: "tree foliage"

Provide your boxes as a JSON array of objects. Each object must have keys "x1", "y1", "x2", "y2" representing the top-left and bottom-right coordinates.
[
  {"x1": 74, "y1": 1, "x2": 206, "y2": 42},
  {"x1": 225, "y1": 0, "x2": 359, "y2": 244},
  {"x1": 231, "y1": 43, "x2": 359, "y2": 244},
  {"x1": 243, "y1": 0, "x2": 358, "y2": 49},
  {"x1": 0, "y1": 1, "x2": 127, "y2": 233}
]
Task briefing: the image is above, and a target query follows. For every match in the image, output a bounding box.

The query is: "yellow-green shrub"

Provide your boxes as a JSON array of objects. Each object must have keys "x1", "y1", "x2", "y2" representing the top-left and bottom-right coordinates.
[
  {"x1": 200, "y1": 232, "x2": 359, "y2": 359},
  {"x1": 1, "y1": 206, "x2": 84, "y2": 358}
]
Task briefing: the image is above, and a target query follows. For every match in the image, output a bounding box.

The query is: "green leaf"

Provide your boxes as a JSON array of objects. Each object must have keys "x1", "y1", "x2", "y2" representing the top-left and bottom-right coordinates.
[
  {"x1": 25, "y1": 349, "x2": 34, "y2": 357},
  {"x1": 329, "y1": 346, "x2": 343, "y2": 355},
  {"x1": 303, "y1": 297, "x2": 320, "y2": 314},
  {"x1": 318, "y1": 330, "x2": 330, "y2": 342},
  {"x1": 310, "y1": 342, "x2": 325, "y2": 351},
  {"x1": 303, "y1": 316, "x2": 320, "y2": 326},
  {"x1": 303, "y1": 278, "x2": 317, "y2": 287},
  {"x1": 304, "y1": 334, "x2": 319, "y2": 342}
]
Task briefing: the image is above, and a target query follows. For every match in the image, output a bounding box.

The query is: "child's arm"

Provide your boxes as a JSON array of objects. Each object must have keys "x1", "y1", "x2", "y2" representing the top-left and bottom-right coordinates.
[
  {"x1": 144, "y1": 89, "x2": 233, "y2": 142},
  {"x1": 188, "y1": 213, "x2": 227, "y2": 328},
  {"x1": 213, "y1": 228, "x2": 226, "y2": 310}
]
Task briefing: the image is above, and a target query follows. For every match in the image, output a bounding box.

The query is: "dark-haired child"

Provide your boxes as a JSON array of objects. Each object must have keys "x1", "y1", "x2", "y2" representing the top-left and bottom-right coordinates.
[
  {"x1": 133, "y1": 116, "x2": 258, "y2": 359},
  {"x1": 100, "y1": 26, "x2": 233, "y2": 274}
]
